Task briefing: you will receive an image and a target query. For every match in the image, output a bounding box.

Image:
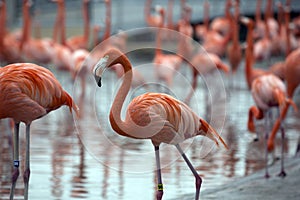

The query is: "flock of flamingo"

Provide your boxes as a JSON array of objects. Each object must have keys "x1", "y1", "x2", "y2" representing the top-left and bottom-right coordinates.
[{"x1": 1, "y1": 0, "x2": 300, "y2": 199}]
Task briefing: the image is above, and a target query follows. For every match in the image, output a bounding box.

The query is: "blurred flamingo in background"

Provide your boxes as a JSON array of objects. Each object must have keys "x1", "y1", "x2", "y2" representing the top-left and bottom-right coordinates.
[
  {"x1": 247, "y1": 74, "x2": 296, "y2": 178},
  {"x1": 93, "y1": 48, "x2": 228, "y2": 200},
  {"x1": 226, "y1": 0, "x2": 242, "y2": 75},
  {"x1": 210, "y1": 0, "x2": 232, "y2": 38},
  {"x1": 153, "y1": 7, "x2": 183, "y2": 87},
  {"x1": 65, "y1": 0, "x2": 91, "y2": 51},
  {"x1": 144, "y1": 0, "x2": 164, "y2": 28},
  {"x1": 0, "y1": 63, "x2": 79, "y2": 200},
  {"x1": 184, "y1": 51, "x2": 229, "y2": 105},
  {"x1": 240, "y1": 17, "x2": 269, "y2": 89},
  {"x1": 19, "y1": 0, "x2": 53, "y2": 64}
]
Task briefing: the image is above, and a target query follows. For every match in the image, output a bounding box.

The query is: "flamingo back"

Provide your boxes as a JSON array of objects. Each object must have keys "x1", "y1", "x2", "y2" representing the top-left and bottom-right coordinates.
[{"x1": 0, "y1": 63, "x2": 78, "y2": 123}]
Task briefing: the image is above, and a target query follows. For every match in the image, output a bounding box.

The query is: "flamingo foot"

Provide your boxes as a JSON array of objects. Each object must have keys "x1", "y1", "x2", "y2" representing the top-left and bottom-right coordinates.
[
  {"x1": 264, "y1": 173, "x2": 270, "y2": 179},
  {"x1": 278, "y1": 171, "x2": 286, "y2": 178},
  {"x1": 156, "y1": 190, "x2": 163, "y2": 200}
]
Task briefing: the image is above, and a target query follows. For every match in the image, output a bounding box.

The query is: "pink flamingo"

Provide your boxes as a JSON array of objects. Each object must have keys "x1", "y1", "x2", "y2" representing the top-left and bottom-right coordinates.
[
  {"x1": 226, "y1": 0, "x2": 242, "y2": 74},
  {"x1": 240, "y1": 17, "x2": 269, "y2": 89},
  {"x1": 19, "y1": 0, "x2": 53, "y2": 64},
  {"x1": 144, "y1": 0, "x2": 164, "y2": 28},
  {"x1": 153, "y1": 7, "x2": 183, "y2": 87},
  {"x1": 184, "y1": 52, "x2": 230, "y2": 105},
  {"x1": 93, "y1": 48, "x2": 228, "y2": 200},
  {"x1": 210, "y1": 0, "x2": 232, "y2": 38},
  {"x1": 268, "y1": 48, "x2": 300, "y2": 155},
  {"x1": 247, "y1": 74, "x2": 296, "y2": 178},
  {"x1": 0, "y1": 63, "x2": 78, "y2": 200}
]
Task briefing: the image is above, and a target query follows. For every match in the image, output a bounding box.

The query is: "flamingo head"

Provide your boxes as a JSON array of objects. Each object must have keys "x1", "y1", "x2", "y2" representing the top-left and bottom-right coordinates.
[{"x1": 93, "y1": 48, "x2": 124, "y2": 87}]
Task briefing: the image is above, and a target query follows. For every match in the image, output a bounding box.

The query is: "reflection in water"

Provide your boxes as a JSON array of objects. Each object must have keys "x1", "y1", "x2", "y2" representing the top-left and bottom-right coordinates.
[{"x1": 70, "y1": 137, "x2": 88, "y2": 199}]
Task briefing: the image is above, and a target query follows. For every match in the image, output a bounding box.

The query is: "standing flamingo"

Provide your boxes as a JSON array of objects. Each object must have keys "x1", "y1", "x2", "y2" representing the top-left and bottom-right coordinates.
[
  {"x1": 0, "y1": 63, "x2": 79, "y2": 200},
  {"x1": 63, "y1": 0, "x2": 91, "y2": 51},
  {"x1": 153, "y1": 7, "x2": 183, "y2": 87},
  {"x1": 268, "y1": 47, "x2": 300, "y2": 155},
  {"x1": 93, "y1": 48, "x2": 228, "y2": 200},
  {"x1": 210, "y1": 0, "x2": 232, "y2": 38},
  {"x1": 184, "y1": 52, "x2": 229, "y2": 105},
  {"x1": 144, "y1": 0, "x2": 164, "y2": 28},
  {"x1": 247, "y1": 74, "x2": 295, "y2": 177},
  {"x1": 19, "y1": 0, "x2": 53, "y2": 64},
  {"x1": 226, "y1": 0, "x2": 242, "y2": 74},
  {"x1": 240, "y1": 17, "x2": 269, "y2": 89}
]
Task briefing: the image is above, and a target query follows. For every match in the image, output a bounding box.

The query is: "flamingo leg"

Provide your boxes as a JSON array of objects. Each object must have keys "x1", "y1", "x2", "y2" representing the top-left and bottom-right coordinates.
[
  {"x1": 154, "y1": 145, "x2": 163, "y2": 200},
  {"x1": 296, "y1": 136, "x2": 300, "y2": 157},
  {"x1": 23, "y1": 124, "x2": 31, "y2": 200},
  {"x1": 176, "y1": 144, "x2": 201, "y2": 200},
  {"x1": 10, "y1": 122, "x2": 20, "y2": 200},
  {"x1": 264, "y1": 111, "x2": 271, "y2": 179},
  {"x1": 278, "y1": 124, "x2": 286, "y2": 177}
]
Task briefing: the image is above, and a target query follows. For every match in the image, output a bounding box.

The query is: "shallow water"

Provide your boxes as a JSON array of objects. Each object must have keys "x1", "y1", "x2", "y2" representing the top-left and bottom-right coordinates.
[{"x1": 1, "y1": 52, "x2": 299, "y2": 200}]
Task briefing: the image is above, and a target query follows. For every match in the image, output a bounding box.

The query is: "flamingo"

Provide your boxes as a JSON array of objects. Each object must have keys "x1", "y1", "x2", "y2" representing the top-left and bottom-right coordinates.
[
  {"x1": 247, "y1": 74, "x2": 296, "y2": 178},
  {"x1": 226, "y1": 0, "x2": 242, "y2": 74},
  {"x1": 0, "y1": 63, "x2": 79, "y2": 200},
  {"x1": 267, "y1": 48, "x2": 300, "y2": 155},
  {"x1": 253, "y1": 0, "x2": 265, "y2": 40},
  {"x1": 240, "y1": 17, "x2": 269, "y2": 89},
  {"x1": 19, "y1": 0, "x2": 53, "y2": 64},
  {"x1": 194, "y1": 0, "x2": 210, "y2": 42},
  {"x1": 65, "y1": 0, "x2": 90, "y2": 51},
  {"x1": 0, "y1": 0, "x2": 23, "y2": 63},
  {"x1": 184, "y1": 51, "x2": 230, "y2": 105},
  {"x1": 210, "y1": 0, "x2": 232, "y2": 38},
  {"x1": 144, "y1": 0, "x2": 164, "y2": 28},
  {"x1": 93, "y1": 48, "x2": 228, "y2": 200},
  {"x1": 153, "y1": 7, "x2": 183, "y2": 87}
]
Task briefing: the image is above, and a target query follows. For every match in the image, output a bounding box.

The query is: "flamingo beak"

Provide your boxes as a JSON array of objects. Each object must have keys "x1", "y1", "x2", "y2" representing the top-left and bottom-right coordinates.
[{"x1": 93, "y1": 55, "x2": 109, "y2": 87}]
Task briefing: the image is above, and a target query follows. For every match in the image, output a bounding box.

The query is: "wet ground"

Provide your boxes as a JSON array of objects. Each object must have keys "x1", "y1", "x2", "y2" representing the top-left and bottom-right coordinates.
[{"x1": 1, "y1": 35, "x2": 300, "y2": 200}]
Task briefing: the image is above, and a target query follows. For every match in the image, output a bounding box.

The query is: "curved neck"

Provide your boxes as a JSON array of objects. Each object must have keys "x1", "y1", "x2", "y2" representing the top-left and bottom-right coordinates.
[
  {"x1": 102, "y1": 0, "x2": 111, "y2": 41},
  {"x1": 109, "y1": 54, "x2": 133, "y2": 137},
  {"x1": 245, "y1": 23, "x2": 254, "y2": 88},
  {"x1": 265, "y1": 0, "x2": 273, "y2": 20}
]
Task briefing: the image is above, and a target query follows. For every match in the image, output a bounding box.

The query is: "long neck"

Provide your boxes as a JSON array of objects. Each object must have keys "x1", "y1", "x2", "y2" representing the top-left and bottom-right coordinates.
[
  {"x1": 255, "y1": 0, "x2": 262, "y2": 22},
  {"x1": 144, "y1": 0, "x2": 152, "y2": 24},
  {"x1": 20, "y1": 1, "x2": 31, "y2": 49},
  {"x1": 0, "y1": 1, "x2": 6, "y2": 47},
  {"x1": 245, "y1": 24, "x2": 254, "y2": 89},
  {"x1": 285, "y1": 8, "x2": 291, "y2": 56},
  {"x1": 109, "y1": 54, "x2": 133, "y2": 137},
  {"x1": 102, "y1": 0, "x2": 111, "y2": 41},
  {"x1": 203, "y1": 0, "x2": 210, "y2": 31},
  {"x1": 224, "y1": 0, "x2": 231, "y2": 18},
  {"x1": 265, "y1": 0, "x2": 273, "y2": 20},
  {"x1": 167, "y1": 0, "x2": 174, "y2": 29},
  {"x1": 155, "y1": 10, "x2": 165, "y2": 56},
  {"x1": 60, "y1": 1, "x2": 67, "y2": 45},
  {"x1": 232, "y1": 1, "x2": 239, "y2": 47},
  {"x1": 83, "y1": 0, "x2": 90, "y2": 45}
]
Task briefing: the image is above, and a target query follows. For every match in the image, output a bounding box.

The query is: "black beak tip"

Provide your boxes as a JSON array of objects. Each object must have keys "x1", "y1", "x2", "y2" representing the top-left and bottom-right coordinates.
[{"x1": 95, "y1": 76, "x2": 102, "y2": 87}]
